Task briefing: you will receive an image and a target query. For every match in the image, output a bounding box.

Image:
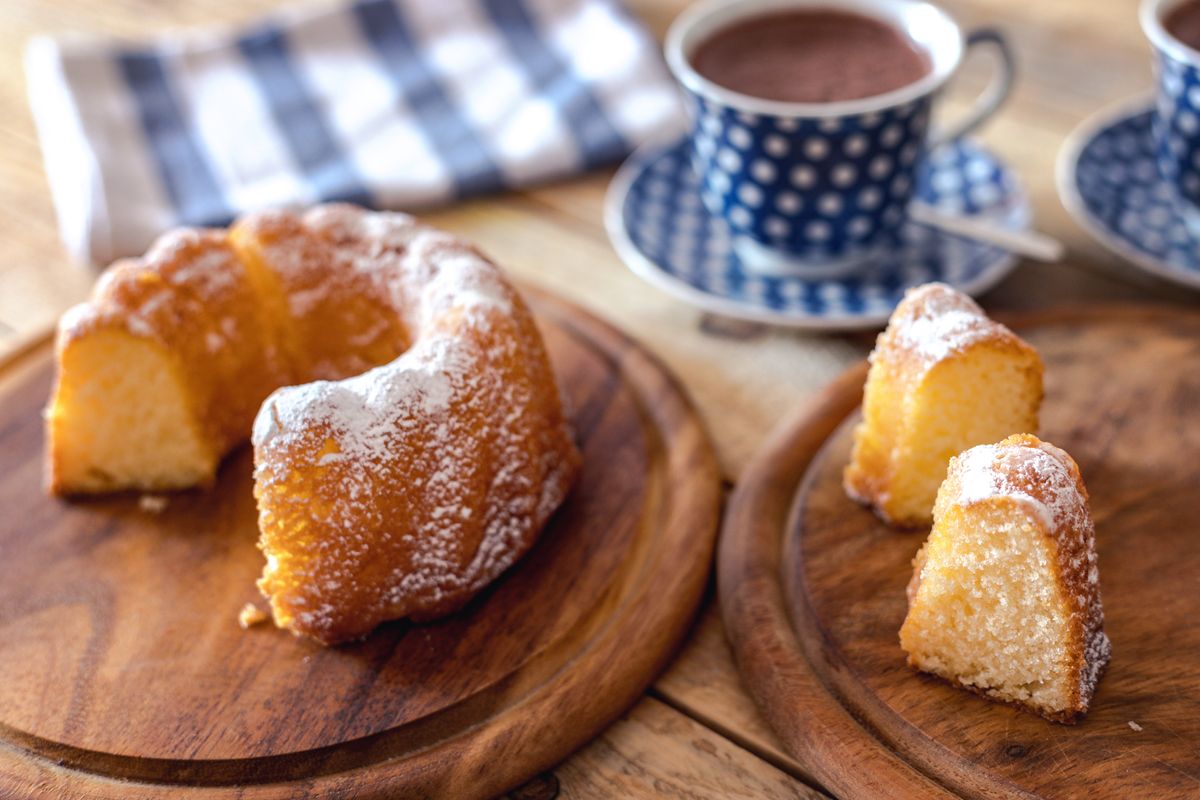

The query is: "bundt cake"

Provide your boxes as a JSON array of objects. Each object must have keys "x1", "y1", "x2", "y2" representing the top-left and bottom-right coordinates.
[
  {"x1": 899, "y1": 434, "x2": 1110, "y2": 723},
  {"x1": 45, "y1": 204, "x2": 581, "y2": 644},
  {"x1": 844, "y1": 283, "x2": 1043, "y2": 528}
]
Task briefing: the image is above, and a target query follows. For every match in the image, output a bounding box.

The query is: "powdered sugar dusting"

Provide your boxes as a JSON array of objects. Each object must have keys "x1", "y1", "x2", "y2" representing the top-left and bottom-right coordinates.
[
  {"x1": 886, "y1": 282, "x2": 1001, "y2": 370},
  {"x1": 123, "y1": 285, "x2": 174, "y2": 338},
  {"x1": 310, "y1": 203, "x2": 421, "y2": 253},
  {"x1": 1081, "y1": 626, "x2": 1112, "y2": 702},
  {"x1": 253, "y1": 336, "x2": 458, "y2": 460},
  {"x1": 154, "y1": 231, "x2": 238, "y2": 296},
  {"x1": 66, "y1": 228, "x2": 247, "y2": 349},
  {"x1": 951, "y1": 438, "x2": 1090, "y2": 533}
]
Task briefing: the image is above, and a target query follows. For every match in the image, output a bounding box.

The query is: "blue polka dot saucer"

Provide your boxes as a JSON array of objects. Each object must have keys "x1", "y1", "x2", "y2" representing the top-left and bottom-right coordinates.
[
  {"x1": 1057, "y1": 97, "x2": 1200, "y2": 290},
  {"x1": 604, "y1": 136, "x2": 1030, "y2": 330}
]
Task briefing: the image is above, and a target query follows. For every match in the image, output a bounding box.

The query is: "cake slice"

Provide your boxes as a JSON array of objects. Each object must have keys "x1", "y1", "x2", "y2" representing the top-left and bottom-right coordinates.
[
  {"x1": 46, "y1": 230, "x2": 289, "y2": 494},
  {"x1": 899, "y1": 434, "x2": 1110, "y2": 723},
  {"x1": 844, "y1": 283, "x2": 1043, "y2": 527}
]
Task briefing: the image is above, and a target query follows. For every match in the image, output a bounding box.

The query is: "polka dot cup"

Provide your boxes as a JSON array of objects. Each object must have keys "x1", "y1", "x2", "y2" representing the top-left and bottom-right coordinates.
[
  {"x1": 666, "y1": 0, "x2": 1014, "y2": 276},
  {"x1": 1142, "y1": 0, "x2": 1200, "y2": 227}
]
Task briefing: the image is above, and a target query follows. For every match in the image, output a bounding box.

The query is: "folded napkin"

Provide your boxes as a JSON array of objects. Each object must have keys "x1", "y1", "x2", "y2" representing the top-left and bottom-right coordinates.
[{"x1": 26, "y1": 0, "x2": 684, "y2": 266}]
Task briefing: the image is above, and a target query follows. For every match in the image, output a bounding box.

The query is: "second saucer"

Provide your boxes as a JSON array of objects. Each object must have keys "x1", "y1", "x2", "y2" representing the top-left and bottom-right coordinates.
[{"x1": 1058, "y1": 98, "x2": 1200, "y2": 291}]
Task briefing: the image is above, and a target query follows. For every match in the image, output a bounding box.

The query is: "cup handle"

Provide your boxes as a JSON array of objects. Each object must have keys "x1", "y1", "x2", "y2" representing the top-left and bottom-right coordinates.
[{"x1": 929, "y1": 28, "x2": 1015, "y2": 147}]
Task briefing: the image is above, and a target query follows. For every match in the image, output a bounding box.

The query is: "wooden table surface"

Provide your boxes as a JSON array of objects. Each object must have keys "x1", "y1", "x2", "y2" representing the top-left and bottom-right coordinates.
[{"x1": 2, "y1": 0, "x2": 1196, "y2": 797}]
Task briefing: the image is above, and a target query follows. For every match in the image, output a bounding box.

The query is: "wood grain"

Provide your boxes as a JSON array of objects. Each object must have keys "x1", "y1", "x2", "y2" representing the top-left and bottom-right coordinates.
[
  {"x1": 0, "y1": 289, "x2": 722, "y2": 799},
  {"x1": 721, "y1": 306, "x2": 1200, "y2": 799},
  {"x1": 652, "y1": 605, "x2": 815, "y2": 784},
  {"x1": 554, "y1": 697, "x2": 825, "y2": 800}
]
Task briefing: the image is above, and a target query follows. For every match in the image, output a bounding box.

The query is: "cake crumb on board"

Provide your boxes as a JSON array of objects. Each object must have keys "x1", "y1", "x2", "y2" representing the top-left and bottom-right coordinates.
[
  {"x1": 1128, "y1": 721, "x2": 1143, "y2": 732},
  {"x1": 239, "y1": 603, "x2": 270, "y2": 629},
  {"x1": 138, "y1": 494, "x2": 169, "y2": 513}
]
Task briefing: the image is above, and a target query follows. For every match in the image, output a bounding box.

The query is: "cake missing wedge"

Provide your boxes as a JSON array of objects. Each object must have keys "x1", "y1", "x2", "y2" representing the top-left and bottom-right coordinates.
[
  {"x1": 844, "y1": 282, "x2": 1044, "y2": 528},
  {"x1": 44, "y1": 205, "x2": 581, "y2": 645},
  {"x1": 899, "y1": 434, "x2": 1110, "y2": 723}
]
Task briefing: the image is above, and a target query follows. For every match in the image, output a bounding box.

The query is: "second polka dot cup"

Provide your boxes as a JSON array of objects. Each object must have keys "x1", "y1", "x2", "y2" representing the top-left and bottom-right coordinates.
[
  {"x1": 665, "y1": 0, "x2": 1014, "y2": 276},
  {"x1": 1143, "y1": 0, "x2": 1200, "y2": 226}
]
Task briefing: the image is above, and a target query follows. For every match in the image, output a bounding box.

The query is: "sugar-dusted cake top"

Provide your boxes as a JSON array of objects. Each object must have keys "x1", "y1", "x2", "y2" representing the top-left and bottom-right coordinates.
[
  {"x1": 59, "y1": 228, "x2": 247, "y2": 355},
  {"x1": 941, "y1": 433, "x2": 1090, "y2": 534},
  {"x1": 249, "y1": 206, "x2": 518, "y2": 464},
  {"x1": 878, "y1": 282, "x2": 1021, "y2": 372}
]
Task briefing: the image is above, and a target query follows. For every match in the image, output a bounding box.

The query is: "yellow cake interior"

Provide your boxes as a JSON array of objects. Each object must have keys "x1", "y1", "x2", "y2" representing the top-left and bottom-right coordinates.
[
  {"x1": 900, "y1": 501, "x2": 1075, "y2": 716},
  {"x1": 46, "y1": 329, "x2": 216, "y2": 492},
  {"x1": 868, "y1": 348, "x2": 1043, "y2": 527}
]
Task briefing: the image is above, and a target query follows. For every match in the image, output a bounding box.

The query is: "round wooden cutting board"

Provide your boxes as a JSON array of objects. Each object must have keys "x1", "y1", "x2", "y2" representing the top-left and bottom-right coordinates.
[
  {"x1": 0, "y1": 289, "x2": 721, "y2": 800},
  {"x1": 720, "y1": 307, "x2": 1200, "y2": 799}
]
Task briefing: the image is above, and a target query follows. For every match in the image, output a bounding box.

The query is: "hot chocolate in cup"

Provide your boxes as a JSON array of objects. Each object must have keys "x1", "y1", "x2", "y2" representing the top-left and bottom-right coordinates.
[{"x1": 665, "y1": 0, "x2": 1015, "y2": 277}]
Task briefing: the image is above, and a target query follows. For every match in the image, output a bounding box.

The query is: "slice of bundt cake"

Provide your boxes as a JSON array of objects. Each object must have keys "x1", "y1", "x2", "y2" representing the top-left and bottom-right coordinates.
[
  {"x1": 899, "y1": 434, "x2": 1110, "y2": 723},
  {"x1": 46, "y1": 231, "x2": 290, "y2": 493},
  {"x1": 844, "y1": 283, "x2": 1043, "y2": 528}
]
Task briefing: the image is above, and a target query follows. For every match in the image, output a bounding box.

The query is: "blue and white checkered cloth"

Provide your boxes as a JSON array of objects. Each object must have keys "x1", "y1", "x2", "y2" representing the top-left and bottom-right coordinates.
[{"x1": 25, "y1": 0, "x2": 684, "y2": 266}]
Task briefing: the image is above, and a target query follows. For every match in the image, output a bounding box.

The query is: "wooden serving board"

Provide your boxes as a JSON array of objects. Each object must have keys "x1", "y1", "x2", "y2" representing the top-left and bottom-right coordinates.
[
  {"x1": 0, "y1": 289, "x2": 721, "y2": 800},
  {"x1": 719, "y1": 307, "x2": 1200, "y2": 799}
]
